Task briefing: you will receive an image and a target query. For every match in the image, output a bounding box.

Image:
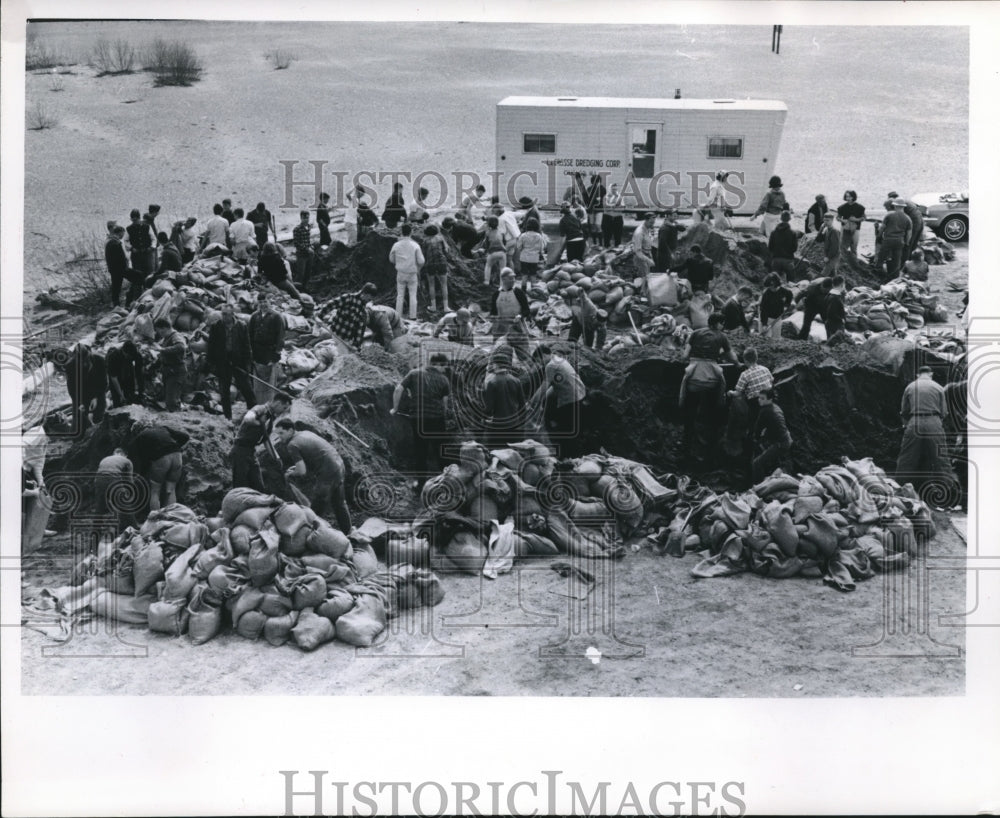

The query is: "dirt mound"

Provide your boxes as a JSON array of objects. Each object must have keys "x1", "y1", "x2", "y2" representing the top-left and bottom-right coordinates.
[
  {"x1": 559, "y1": 336, "x2": 911, "y2": 483},
  {"x1": 309, "y1": 226, "x2": 495, "y2": 315}
]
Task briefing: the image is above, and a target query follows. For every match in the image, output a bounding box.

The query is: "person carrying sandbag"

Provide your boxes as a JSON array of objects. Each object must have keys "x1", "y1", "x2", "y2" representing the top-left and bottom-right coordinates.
[{"x1": 272, "y1": 419, "x2": 352, "y2": 533}]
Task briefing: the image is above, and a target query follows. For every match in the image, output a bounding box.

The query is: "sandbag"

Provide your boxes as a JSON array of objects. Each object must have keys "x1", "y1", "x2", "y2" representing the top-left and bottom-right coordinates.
[
  {"x1": 187, "y1": 584, "x2": 223, "y2": 645},
  {"x1": 263, "y1": 611, "x2": 300, "y2": 646},
  {"x1": 710, "y1": 494, "x2": 753, "y2": 532},
  {"x1": 351, "y1": 543, "x2": 379, "y2": 579},
  {"x1": 300, "y1": 553, "x2": 340, "y2": 574},
  {"x1": 445, "y1": 530, "x2": 487, "y2": 574},
  {"x1": 91, "y1": 590, "x2": 154, "y2": 625},
  {"x1": 221, "y1": 487, "x2": 282, "y2": 523},
  {"x1": 207, "y1": 562, "x2": 249, "y2": 597},
  {"x1": 148, "y1": 597, "x2": 189, "y2": 636},
  {"x1": 517, "y1": 531, "x2": 560, "y2": 556},
  {"x1": 792, "y1": 495, "x2": 825, "y2": 524},
  {"x1": 272, "y1": 502, "x2": 309, "y2": 537},
  {"x1": 593, "y1": 475, "x2": 644, "y2": 535},
  {"x1": 317, "y1": 587, "x2": 355, "y2": 622},
  {"x1": 569, "y1": 498, "x2": 611, "y2": 522},
  {"x1": 387, "y1": 536, "x2": 430, "y2": 568},
  {"x1": 307, "y1": 525, "x2": 352, "y2": 560},
  {"x1": 193, "y1": 528, "x2": 234, "y2": 579},
  {"x1": 132, "y1": 540, "x2": 164, "y2": 597},
  {"x1": 647, "y1": 272, "x2": 680, "y2": 308},
  {"x1": 799, "y1": 514, "x2": 841, "y2": 561},
  {"x1": 414, "y1": 569, "x2": 445, "y2": 607},
  {"x1": 235, "y1": 609, "x2": 267, "y2": 640},
  {"x1": 162, "y1": 541, "x2": 203, "y2": 601},
  {"x1": 248, "y1": 526, "x2": 281, "y2": 587},
  {"x1": 257, "y1": 585, "x2": 294, "y2": 617},
  {"x1": 761, "y1": 501, "x2": 799, "y2": 558},
  {"x1": 280, "y1": 523, "x2": 314, "y2": 557},
  {"x1": 229, "y1": 524, "x2": 254, "y2": 556},
  {"x1": 159, "y1": 521, "x2": 209, "y2": 549},
  {"x1": 234, "y1": 505, "x2": 276, "y2": 533},
  {"x1": 484, "y1": 518, "x2": 517, "y2": 579},
  {"x1": 334, "y1": 593, "x2": 387, "y2": 647},
  {"x1": 290, "y1": 573, "x2": 327, "y2": 610},
  {"x1": 689, "y1": 292, "x2": 713, "y2": 329}
]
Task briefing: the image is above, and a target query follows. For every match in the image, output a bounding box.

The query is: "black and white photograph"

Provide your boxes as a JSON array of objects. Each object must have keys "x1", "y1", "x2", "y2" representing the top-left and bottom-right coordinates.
[{"x1": 3, "y1": 1, "x2": 998, "y2": 815}]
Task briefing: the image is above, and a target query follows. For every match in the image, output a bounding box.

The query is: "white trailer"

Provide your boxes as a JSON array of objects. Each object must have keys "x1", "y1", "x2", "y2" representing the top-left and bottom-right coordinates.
[{"x1": 495, "y1": 96, "x2": 787, "y2": 214}]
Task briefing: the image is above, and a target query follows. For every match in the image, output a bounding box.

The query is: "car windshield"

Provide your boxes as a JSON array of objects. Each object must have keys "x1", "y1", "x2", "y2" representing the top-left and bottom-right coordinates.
[{"x1": 941, "y1": 192, "x2": 968, "y2": 203}]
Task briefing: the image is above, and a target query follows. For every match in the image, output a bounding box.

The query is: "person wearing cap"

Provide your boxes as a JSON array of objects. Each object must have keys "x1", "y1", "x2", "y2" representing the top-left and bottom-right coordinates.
[
  {"x1": 391, "y1": 352, "x2": 452, "y2": 487},
  {"x1": 895, "y1": 366, "x2": 957, "y2": 499},
  {"x1": 247, "y1": 293, "x2": 286, "y2": 404},
  {"x1": 816, "y1": 210, "x2": 841, "y2": 276},
  {"x1": 559, "y1": 201, "x2": 586, "y2": 262},
  {"x1": 752, "y1": 175, "x2": 789, "y2": 238},
  {"x1": 322, "y1": 282, "x2": 378, "y2": 350},
  {"x1": 207, "y1": 302, "x2": 256, "y2": 420},
  {"x1": 564, "y1": 285, "x2": 599, "y2": 348},
  {"x1": 804, "y1": 194, "x2": 828, "y2": 234},
  {"x1": 671, "y1": 244, "x2": 714, "y2": 295},
  {"x1": 836, "y1": 190, "x2": 865, "y2": 256},
  {"x1": 515, "y1": 217, "x2": 548, "y2": 284},
  {"x1": 489, "y1": 267, "x2": 533, "y2": 362},
  {"x1": 631, "y1": 212, "x2": 657, "y2": 278},
  {"x1": 875, "y1": 199, "x2": 912, "y2": 278},
  {"x1": 884, "y1": 191, "x2": 924, "y2": 262},
  {"x1": 655, "y1": 208, "x2": 686, "y2": 272},
  {"x1": 432, "y1": 307, "x2": 475, "y2": 347},
  {"x1": 767, "y1": 210, "x2": 799, "y2": 280},
  {"x1": 257, "y1": 242, "x2": 302, "y2": 301}
]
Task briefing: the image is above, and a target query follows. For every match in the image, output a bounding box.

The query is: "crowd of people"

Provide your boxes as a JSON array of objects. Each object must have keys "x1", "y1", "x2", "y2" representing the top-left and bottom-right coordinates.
[{"x1": 30, "y1": 173, "x2": 960, "y2": 552}]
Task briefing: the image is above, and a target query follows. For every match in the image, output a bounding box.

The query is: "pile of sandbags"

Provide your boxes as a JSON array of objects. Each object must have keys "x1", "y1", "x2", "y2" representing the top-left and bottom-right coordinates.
[
  {"x1": 844, "y1": 278, "x2": 949, "y2": 333},
  {"x1": 410, "y1": 441, "x2": 677, "y2": 578},
  {"x1": 82, "y1": 491, "x2": 445, "y2": 650},
  {"x1": 654, "y1": 457, "x2": 934, "y2": 591}
]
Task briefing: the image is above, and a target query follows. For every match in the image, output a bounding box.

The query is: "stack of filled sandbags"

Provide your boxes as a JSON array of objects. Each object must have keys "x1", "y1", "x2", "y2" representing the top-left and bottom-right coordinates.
[
  {"x1": 84, "y1": 491, "x2": 446, "y2": 651},
  {"x1": 413, "y1": 441, "x2": 676, "y2": 578},
  {"x1": 653, "y1": 457, "x2": 934, "y2": 591}
]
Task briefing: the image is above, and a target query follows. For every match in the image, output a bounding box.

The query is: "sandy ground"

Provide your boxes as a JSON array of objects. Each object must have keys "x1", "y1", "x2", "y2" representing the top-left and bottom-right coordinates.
[
  {"x1": 16, "y1": 22, "x2": 970, "y2": 699},
  {"x1": 20, "y1": 512, "x2": 965, "y2": 697}
]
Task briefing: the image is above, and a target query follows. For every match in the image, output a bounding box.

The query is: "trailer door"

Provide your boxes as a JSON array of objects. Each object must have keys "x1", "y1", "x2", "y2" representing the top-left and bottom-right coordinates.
[{"x1": 628, "y1": 123, "x2": 661, "y2": 178}]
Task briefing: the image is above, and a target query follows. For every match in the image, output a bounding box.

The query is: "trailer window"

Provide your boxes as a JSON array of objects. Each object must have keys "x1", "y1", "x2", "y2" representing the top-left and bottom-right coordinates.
[
  {"x1": 708, "y1": 137, "x2": 743, "y2": 159},
  {"x1": 523, "y1": 133, "x2": 556, "y2": 154}
]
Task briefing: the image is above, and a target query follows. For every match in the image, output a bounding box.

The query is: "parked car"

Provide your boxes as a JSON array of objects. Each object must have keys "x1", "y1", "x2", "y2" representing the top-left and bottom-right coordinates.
[{"x1": 911, "y1": 191, "x2": 968, "y2": 242}]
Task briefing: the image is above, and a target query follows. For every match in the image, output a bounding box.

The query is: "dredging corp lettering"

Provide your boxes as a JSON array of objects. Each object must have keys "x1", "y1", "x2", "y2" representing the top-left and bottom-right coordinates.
[{"x1": 279, "y1": 770, "x2": 747, "y2": 816}]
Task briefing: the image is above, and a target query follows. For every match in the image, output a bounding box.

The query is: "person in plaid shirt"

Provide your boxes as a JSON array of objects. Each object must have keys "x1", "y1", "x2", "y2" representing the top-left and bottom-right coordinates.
[
  {"x1": 292, "y1": 210, "x2": 314, "y2": 290},
  {"x1": 730, "y1": 346, "x2": 773, "y2": 433},
  {"x1": 322, "y1": 283, "x2": 378, "y2": 350}
]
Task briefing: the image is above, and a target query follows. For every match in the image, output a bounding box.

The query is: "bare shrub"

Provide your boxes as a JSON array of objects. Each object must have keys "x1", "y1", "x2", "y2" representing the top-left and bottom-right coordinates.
[
  {"x1": 144, "y1": 39, "x2": 204, "y2": 86},
  {"x1": 26, "y1": 32, "x2": 74, "y2": 70},
  {"x1": 26, "y1": 101, "x2": 58, "y2": 131},
  {"x1": 91, "y1": 38, "x2": 137, "y2": 75},
  {"x1": 49, "y1": 70, "x2": 66, "y2": 92},
  {"x1": 265, "y1": 48, "x2": 296, "y2": 70},
  {"x1": 51, "y1": 233, "x2": 114, "y2": 309}
]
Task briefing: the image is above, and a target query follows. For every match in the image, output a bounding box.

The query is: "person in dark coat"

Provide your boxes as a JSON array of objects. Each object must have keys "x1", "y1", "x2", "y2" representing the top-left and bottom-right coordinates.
[
  {"x1": 721, "y1": 287, "x2": 753, "y2": 331},
  {"x1": 156, "y1": 231, "x2": 183, "y2": 278},
  {"x1": 105, "y1": 225, "x2": 145, "y2": 307},
  {"x1": 382, "y1": 182, "x2": 407, "y2": 229},
  {"x1": 804, "y1": 194, "x2": 828, "y2": 234},
  {"x1": 767, "y1": 211, "x2": 799, "y2": 280},
  {"x1": 443, "y1": 215, "x2": 483, "y2": 258},
  {"x1": 752, "y1": 388, "x2": 793, "y2": 481},
  {"x1": 207, "y1": 303, "x2": 257, "y2": 420},
  {"x1": 823, "y1": 276, "x2": 847, "y2": 340},
  {"x1": 154, "y1": 317, "x2": 187, "y2": 411},
  {"x1": 656, "y1": 208, "x2": 687, "y2": 272},
  {"x1": 797, "y1": 277, "x2": 833, "y2": 340},
  {"x1": 106, "y1": 340, "x2": 145, "y2": 407}
]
